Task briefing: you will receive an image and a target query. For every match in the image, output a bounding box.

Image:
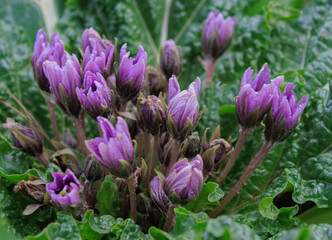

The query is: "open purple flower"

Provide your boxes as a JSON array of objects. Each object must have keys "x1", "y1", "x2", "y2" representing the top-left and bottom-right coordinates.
[
  {"x1": 3, "y1": 118, "x2": 44, "y2": 157},
  {"x1": 167, "y1": 76, "x2": 203, "y2": 140},
  {"x1": 86, "y1": 116, "x2": 134, "y2": 177},
  {"x1": 116, "y1": 44, "x2": 147, "y2": 101},
  {"x1": 265, "y1": 83, "x2": 309, "y2": 143},
  {"x1": 236, "y1": 63, "x2": 284, "y2": 130},
  {"x1": 202, "y1": 10, "x2": 236, "y2": 60},
  {"x1": 82, "y1": 29, "x2": 115, "y2": 77},
  {"x1": 165, "y1": 155, "x2": 204, "y2": 201},
  {"x1": 46, "y1": 169, "x2": 82, "y2": 206},
  {"x1": 160, "y1": 39, "x2": 182, "y2": 81},
  {"x1": 31, "y1": 29, "x2": 65, "y2": 92},
  {"x1": 43, "y1": 53, "x2": 82, "y2": 117},
  {"x1": 76, "y1": 71, "x2": 112, "y2": 120}
]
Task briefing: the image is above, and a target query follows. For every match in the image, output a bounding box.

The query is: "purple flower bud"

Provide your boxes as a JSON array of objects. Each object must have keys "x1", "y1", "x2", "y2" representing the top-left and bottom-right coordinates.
[
  {"x1": 31, "y1": 29, "x2": 65, "y2": 92},
  {"x1": 3, "y1": 118, "x2": 43, "y2": 157},
  {"x1": 168, "y1": 76, "x2": 202, "y2": 140},
  {"x1": 82, "y1": 28, "x2": 103, "y2": 52},
  {"x1": 116, "y1": 44, "x2": 147, "y2": 101},
  {"x1": 265, "y1": 83, "x2": 309, "y2": 143},
  {"x1": 82, "y1": 28, "x2": 113, "y2": 52},
  {"x1": 165, "y1": 155, "x2": 204, "y2": 201},
  {"x1": 160, "y1": 39, "x2": 182, "y2": 81},
  {"x1": 236, "y1": 63, "x2": 284, "y2": 130},
  {"x1": 145, "y1": 66, "x2": 164, "y2": 96},
  {"x1": 202, "y1": 11, "x2": 236, "y2": 60},
  {"x1": 46, "y1": 169, "x2": 83, "y2": 206},
  {"x1": 82, "y1": 37, "x2": 115, "y2": 78},
  {"x1": 86, "y1": 117, "x2": 135, "y2": 177},
  {"x1": 43, "y1": 53, "x2": 82, "y2": 117},
  {"x1": 137, "y1": 94, "x2": 166, "y2": 135},
  {"x1": 149, "y1": 176, "x2": 171, "y2": 214},
  {"x1": 76, "y1": 71, "x2": 112, "y2": 120}
]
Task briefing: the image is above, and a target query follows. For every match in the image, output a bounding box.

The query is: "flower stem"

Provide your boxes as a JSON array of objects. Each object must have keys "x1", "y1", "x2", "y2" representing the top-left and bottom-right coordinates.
[
  {"x1": 148, "y1": 135, "x2": 159, "y2": 184},
  {"x1": 144, "y1": 132, "x2": 151, "y2": 190},
  {"x1": 216, "y1": 128, "x2": 250, "y2": 185},
  {"x1": 145, "y1": 132, "x2": 151, "y2": 162},
  {"x1": 47, "y1": 100, "x2": 60, "y2": 141},
  {"x1": 73, "y1": 114, "x2": 89, "y2": 156},
  {"x1": 209, "y1": 141, "x2": 273, "y2": 218},
  {"x1": 205, "y1": 59, "x2": 216, "y2": 89},
  {"x1": 138, "y1": 131, "x2": 144, "y2": 162},
  {"x1": 37, "y1": 152, "x2": 48, "y2": 168},
  {"x1": 120, "y1": 101, "x2": 127, "y2": 112},
  {"x1": 127, "y1": 178, "x2": 137, "y2": 221},
  {"x1": 165, "y1": 140, "x2": 181, "y2": 176},
  {"x1": 163, "y1": 205, "x2": 175, "y2": 232}
]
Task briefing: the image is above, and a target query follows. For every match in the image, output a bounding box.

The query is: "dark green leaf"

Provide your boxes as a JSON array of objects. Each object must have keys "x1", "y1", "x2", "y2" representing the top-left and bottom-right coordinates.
[
  {"x1": 270, "y1": 224, "x2": 332, "y2": 240},
  {"x1": 89, "y1": 214, "x2": 115, "y2": 234},
  {"x1": 184, "y1": 182, "x2": 224, "y2": 212},
  {"x1": 96, "y1": 175, "x2": 121, "y2": 217}
]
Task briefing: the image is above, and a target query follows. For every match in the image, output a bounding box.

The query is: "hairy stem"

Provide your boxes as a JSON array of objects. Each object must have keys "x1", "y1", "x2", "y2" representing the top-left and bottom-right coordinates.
[
  {"x1": 205, "y1": 59, "x2": 216, "y2": 89},
  {"x1": 209, "y1": 141, "x2": 273, "y2": 218},
  {"x1": 144, "y1": 133, "x2": 151, "y2": 190},
  {"x1": 37, "y1": 152, "x2": 48, "y2": 168},
  {"x1": 127, "y1": 178, "x2": 137, "y2": 221},
  {"x1": 165, "y1": 140, "x2": 181, "y2": 176},
  {"x1": 47, "y1": 100, "x2": 60, "y2": 141},
  {"x1": 148, "y1": 135, "x2": 159, "y2": 184},
  {"x1": 138, "y1": 131, "x2": 144, "y2": 162},
  {"x1": 73, "y1": 114, "x2": 89, "y2": 156},
  {"x1": 120, "y1": 101, "x2": 127, "y2": 112},
  {"x1": 216, "y1": 128, "x2": 250, "y2": 185},
  {"x1": 163, "y1": 205, "x2": 175, "y2": 232}
]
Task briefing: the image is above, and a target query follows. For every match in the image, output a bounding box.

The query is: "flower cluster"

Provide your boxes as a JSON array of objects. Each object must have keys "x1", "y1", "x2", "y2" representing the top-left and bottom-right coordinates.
[
  {"x1": 2, "y1": 8, "x2": 311, "y2": 234},
  {"x1": 235, "y1": 63, "x2": 308, "y2": 144}
]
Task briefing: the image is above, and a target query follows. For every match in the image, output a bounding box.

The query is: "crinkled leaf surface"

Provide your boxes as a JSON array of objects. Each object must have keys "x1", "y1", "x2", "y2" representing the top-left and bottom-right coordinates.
[
  {"x1": 149, "y1": 207, "x2": 260, "y2": 240},
  {"x1": 96, "y1": 175, "x2": 121, "y2": 218}
]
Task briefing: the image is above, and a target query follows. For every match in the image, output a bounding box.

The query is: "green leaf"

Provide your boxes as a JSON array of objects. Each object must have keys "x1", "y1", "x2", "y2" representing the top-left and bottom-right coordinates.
[
  {"x1": 219, "y1": 104, "x2": 236, "y2": 115},
  {"x1": 234, "y1": 207, "x2": 301, "y2": 239},
  {"x1": 264, "y1": 2, "x2": 301, "y2": 26},
  {"x1": 89, "y1": 214, "x2": 115, "y2": 234},
  {"x1": 297, "y1": 206, "x2": 332, "y2": 225},
  {"x1": 270, "y1": 224, "x2": 332, "y2": 240},
  {"x1": 28, "y1": 212, "x2": 80, "y2": 240},
  {"x1": 96, "y1": 175, "x2": 121, "y2": 217},
  {"x1": 77, "y1": 210, "x2": 102, "y2": 240},
  {"x1": 184, "y1": 182, "x2": 224, "y2": 212},
  {"x1": 0, "y1": 180, "x2": 56, "y2": 238},
  {"x1": 205, "y1": 216, "x2": 260, "y2": 240},
  {"x1": 149, "y1": 208, "x2": 260, "y2": 240}
]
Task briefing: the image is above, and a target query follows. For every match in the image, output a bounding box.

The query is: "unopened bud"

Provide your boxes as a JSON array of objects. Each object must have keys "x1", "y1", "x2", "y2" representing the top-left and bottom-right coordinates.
[
  {"x1": 3, "y1": 118, "x2": 43, "y2": 157},
  {"x1": 160, "y1": 39, "x2": 182, "y2": 81},
  {"x1": 182, "y1": 132, "x2": 201, "y2": 158}
]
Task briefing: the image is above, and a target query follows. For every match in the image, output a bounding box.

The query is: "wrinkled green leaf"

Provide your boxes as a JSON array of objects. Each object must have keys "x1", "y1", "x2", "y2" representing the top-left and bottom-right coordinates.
[
  {"x1": 270, "y1": 224, "x2": 332, "y2": 240},
  {"x1": 185, "y1": 182, "x2": 224, "y2": 212},
  {"x1": 96, "y1": 175, "x2": 121, "y2": 217}
]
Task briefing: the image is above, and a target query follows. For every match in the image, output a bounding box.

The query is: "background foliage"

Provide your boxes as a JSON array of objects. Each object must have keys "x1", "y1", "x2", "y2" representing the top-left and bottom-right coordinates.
[{"x1": 0, "y1": 0, "x2": 331, "y2": 239}]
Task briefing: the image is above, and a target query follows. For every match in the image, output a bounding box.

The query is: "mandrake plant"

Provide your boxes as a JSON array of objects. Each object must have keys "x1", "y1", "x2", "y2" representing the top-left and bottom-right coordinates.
[{"x1": 0, "y1": 0, "x2": 331, "y2": 239}]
